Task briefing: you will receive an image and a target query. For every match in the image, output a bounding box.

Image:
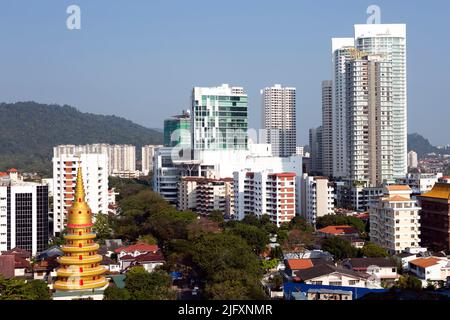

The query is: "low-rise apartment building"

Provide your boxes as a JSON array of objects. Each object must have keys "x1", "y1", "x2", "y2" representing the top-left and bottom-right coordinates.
[{"x1": 369, "y1": 185, "x2": 421, "y2": 254}]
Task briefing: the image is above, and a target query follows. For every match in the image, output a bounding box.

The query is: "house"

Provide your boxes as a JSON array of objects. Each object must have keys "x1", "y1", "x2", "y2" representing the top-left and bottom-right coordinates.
[
  {"x1": 342, "y1": 258, "x2": 399, "y2": 283},
  {"x1": 408, "y1": 257, "x2": 450, "y2": 287},
  {"x1": 316, "y1": 225, "x2": 359, "y2": 238},
  {"x1": 2, "y1": 247, "x2": 31, "y2": 260},
  {"x1": 306, "y1": 288, "x2": 353, "y2": 300},
  {"x1": 134, "y1": 252, "x2": 165, "y2": 273},
  {"x1": 394, "y1": 252, "x2": 418, "y2": 272},
  {"x1": 115, "y1": 243, "x2": 159, "y2": 259},
  {"x1": 293, "y1": 264, "x2": 372, "y2": 288},
  {"x1": 285, "y1": 258, "x2": 328, "y2": 277},
  {"x1": 0, "y1": 255, "x2": 15, "y2": 279},
  {"x1": 32, "y1": 257, "x2": 59, "y2": 280},
  {"x1": 121, "y1": 252, "x2": 166, "y2": 273},
  {"x1": 101, "y1": 256, "x2": 120, "y2": 274}
]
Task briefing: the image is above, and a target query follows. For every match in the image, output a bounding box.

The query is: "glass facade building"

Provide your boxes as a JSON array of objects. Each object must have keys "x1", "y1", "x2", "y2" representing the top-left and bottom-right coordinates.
[{"x1": 192, "y1": 84, "x2": 248, "y2": 151}]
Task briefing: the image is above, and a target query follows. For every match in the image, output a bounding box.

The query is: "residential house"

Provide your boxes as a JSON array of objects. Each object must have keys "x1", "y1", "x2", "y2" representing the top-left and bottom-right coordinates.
[
  {"x1": 115, "y1": 243, "x2": 159, "y2": 259},
  {"x1": 293, "y1": 264, "x2": 372, "y2": 288},
  {"x1": 316, "y1": 225, "x2": 359, "y2": 238},
  {"x1": 342, "y1": 258, "x2": 399, "y2": 284},
  {"x1": 408, "y1": 257, "x2": 450, "y2": 287}
]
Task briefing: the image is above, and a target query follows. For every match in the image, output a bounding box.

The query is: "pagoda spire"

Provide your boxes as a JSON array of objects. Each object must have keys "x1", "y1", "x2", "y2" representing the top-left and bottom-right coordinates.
[{"x1": 54, "y1": 166, "x2": 107, "y2": 291}]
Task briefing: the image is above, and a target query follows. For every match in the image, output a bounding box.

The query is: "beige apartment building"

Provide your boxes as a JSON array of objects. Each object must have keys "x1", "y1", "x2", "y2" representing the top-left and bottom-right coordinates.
[{"x1": 370, "y1": 185, "x2": 421, "y2": 254}]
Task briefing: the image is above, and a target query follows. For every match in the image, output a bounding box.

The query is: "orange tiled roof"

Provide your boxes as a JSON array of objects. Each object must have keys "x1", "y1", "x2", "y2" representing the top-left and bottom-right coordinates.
[
  {"x1": 386, "y1": 185, "x2": 411, "y2": 192},
  {"x1": 383, "y1": 195, "x2": 411, "y2": 202},
  {"x1": 317, "y1": 225, "x2": 359, "y2": 235},
  {"x1": 409, "y1": 257, "x2": 442, "y2": 268},
  {"x1": 286, "y1": 259, "x2": 314, "y2": 270}
]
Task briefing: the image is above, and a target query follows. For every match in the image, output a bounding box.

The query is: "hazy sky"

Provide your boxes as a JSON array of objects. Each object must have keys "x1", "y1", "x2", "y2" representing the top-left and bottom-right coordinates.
[{"x1": 1, "y1": 0, "x2": 449, "y2": 145}]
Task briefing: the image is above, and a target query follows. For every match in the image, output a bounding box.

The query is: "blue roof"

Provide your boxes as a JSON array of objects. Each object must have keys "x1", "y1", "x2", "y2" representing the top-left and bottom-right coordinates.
[{"x1": 284, "y1": 282, "x2": 388, "y2": 300}]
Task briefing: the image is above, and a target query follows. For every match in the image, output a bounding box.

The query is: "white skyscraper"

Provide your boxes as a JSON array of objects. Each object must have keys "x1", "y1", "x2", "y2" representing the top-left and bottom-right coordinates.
[
  {"x1": 332, "y1": 38, "x2": 355, "y2": 178},
  {"x1": 407, "y1": 150, "x2": 418, "y2": 169},
  {"x1": 261, "y1": 84, "x2": 297, "y2": 157},
  {"x1": 332, "y1": 24, "x2": 407, "y2": 185},
  {"x1": 54, "y1": 144, "x2": 137, "y2": 177},
  {"x1": 52, "y1": 153, "x2": 109, "y2": 235},
  {"x1": 142, "y1": 145, "x2": 163, "y2": 176},
  {"x1": 354, "y1": 24, "x2": 407, "y2": 180},
  {"x1": 321, "y1": 80, "x2": 333, "y2": 177}
]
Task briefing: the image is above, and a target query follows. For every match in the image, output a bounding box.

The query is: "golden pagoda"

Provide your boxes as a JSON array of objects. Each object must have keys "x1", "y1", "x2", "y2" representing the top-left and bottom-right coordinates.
[{"x1": 54, "y1": 167, "x2": 108, "y2": 291}]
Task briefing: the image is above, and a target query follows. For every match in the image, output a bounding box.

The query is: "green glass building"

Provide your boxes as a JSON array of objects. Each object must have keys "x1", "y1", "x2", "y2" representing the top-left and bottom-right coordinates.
[
  {"x1": 163, "y1": 111, "x2": 191, "y2": 147},
  {"x1": 192, "y1": 84, "x2": 248, "y2": 151}
]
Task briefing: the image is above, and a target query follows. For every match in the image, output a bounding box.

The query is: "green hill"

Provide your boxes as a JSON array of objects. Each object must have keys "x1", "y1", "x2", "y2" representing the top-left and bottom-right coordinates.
[
  {"x1": 0, "y1": 102, "x2": 163, "y2": 176},
  {"x1": 407, "y1": 133, "x2": 441, "y2": 157}
]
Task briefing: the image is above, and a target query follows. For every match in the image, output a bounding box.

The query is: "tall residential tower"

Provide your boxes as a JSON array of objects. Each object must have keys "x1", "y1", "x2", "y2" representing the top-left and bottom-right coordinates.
[{"x1": 261, "y1": 84, "x2": 297, "y2": 157}]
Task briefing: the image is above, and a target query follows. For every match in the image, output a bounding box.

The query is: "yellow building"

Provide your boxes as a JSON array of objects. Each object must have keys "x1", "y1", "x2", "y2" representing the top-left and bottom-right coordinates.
[{"x1": 54, "y1": 167, "x2": 108, "y2": 292}]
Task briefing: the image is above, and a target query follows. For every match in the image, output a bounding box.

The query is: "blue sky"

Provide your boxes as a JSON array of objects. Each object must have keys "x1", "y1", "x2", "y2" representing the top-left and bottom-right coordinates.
[{"x1": 0, "y1": 0, "x2": 449, "y2": 145}]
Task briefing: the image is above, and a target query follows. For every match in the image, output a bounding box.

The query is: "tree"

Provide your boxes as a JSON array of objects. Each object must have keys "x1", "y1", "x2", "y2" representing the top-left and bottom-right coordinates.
[
  {"x1": 227, "y1": 223, "x2": 269, "y2": 254},
  {"x1": 103, "y1": 286, "x2": 131, "y2": 300},
  {"x1": 394, "y1": 275, "x2": 423, "y2": 291},
  {"x1": 289, "y1": 216, "x2": 314, "y2": 232},
  {"x1": 0, "y1": 278, "x2": 51, "y2": 300},
  {"x1": 137, "y1": 234, "x2": 158, "y2": 245},
  {"x1": 208, "y1": 210, "x2": 225, "y2": 224},
  {"x1": 27, "y1": 280, "x2": 52, "y2": 300},
  {"x1": 360, "y1": 242, "x2": 389, "y2": 258},
  {"x1": 316, "y1": 215, "x2": 366, "y2": 234},
  {"x1": 284, "y1": 229, "x2": 314, "y2": 251},
  {"x1": 93, "y1": 214, "x2": 113, "y2": 241},
  {"x1": 321, "y1": 237, "x2": 358, "y2": 261},
  {"x1": 261, "y1": 259, "x2": 279, "y2": 271},
  {"x1": 125, "y1": 267, "x2": 175, "y2": 300}
]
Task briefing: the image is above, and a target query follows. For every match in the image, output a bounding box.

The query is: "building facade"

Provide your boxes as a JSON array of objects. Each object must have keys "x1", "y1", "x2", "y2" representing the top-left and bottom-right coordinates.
[
  {"x1": 233, "y1": 170, "x2": 297, "y2": 226},
  {"x1": 369, "y1": 185, "x2": 421, "y2": 254},
  {"x1": 54, "y1": 144, "x2": 136, "y2": 177},
  {"x1": 141, "y1": 145, "x2": 163, "y2": 176},
  {"x1": 178, "y1": 177, "x2": 234, "y2": 217},
  {"x1": 321, "y1": 80, "x2": 333, "y2": 177},
  {"x1": 301, "y1": 174, "x2": 335, "y2": 226},
  {"x1": 407, "y1": 151, "x2": 418, "y2": 169},
  {"x1": 418, "y1": 182, "x2": 450, "y2": 252},
  {"x1": 261, "y1": 84, "x2": 297, "y2": 157},
  {"x1": 331, "y1": 24, "x2": 408, "y2": 184},
  {"x1": 0, "y1": 182, "x2": 49, "y2": 256},
  {"x1": 52, "y1": 153, "x2": 109, "y2": 235},
  {"x1": 164, "y1": 110, "x2": 191, "y2": 148},
  {"x1": 309, "y1": 127, "x2": 323, "y2": 176},
  {"x1": 191, "y1": 84, "x2": 248, "y2": 151}
]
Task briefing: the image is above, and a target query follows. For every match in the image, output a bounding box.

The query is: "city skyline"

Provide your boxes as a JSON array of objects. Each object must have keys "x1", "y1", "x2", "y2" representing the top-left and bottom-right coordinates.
[{"x1": 1, "y1": 1, "x2": 449, "y2": 145}]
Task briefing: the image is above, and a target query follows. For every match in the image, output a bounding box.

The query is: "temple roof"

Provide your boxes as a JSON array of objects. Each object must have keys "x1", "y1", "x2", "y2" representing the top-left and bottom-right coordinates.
[{"x1": 420, "y1": 183, "x2": 450, "y2": 200}]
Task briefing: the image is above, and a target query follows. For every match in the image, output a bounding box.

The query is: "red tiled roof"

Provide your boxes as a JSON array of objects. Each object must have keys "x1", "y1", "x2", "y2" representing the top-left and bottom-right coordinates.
[
  {"x1": 286, "y1": 259, "x2": 314, "y2": 270},
  {"x1": 410, "y1": 257, "x2": 443, "y2": 268},
  {"x1": 135, "y1": 252, "x2": 165, "y2": 263},
  {"x1": 2, "y1": 247, "x2": 31, "y2": 259},
  {"x1": 7, "y1": 168, "x2": 18, "y2": 173},
  {"x1": 0, "y1": 172, "x2": 8, "y2": 177},
  {"x1": 317, "y1": 225, "x2": 359, "y2": 235},
  {"x1": 115, "y1": 243, "x2": 159, "y2": 254},
  {"x1": 0, "y1": 255, "x2": 15, "y2": 279},
  {"x1": 119, "y1": 254, "x2": 135, "y2": 261},
  {"x1": 13, "y1": 255, "x2": 31, "y2": 269}
]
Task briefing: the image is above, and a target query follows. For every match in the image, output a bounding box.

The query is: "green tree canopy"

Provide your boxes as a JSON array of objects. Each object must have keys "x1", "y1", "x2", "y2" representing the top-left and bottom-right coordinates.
[
  {"x1": 360, "y1": 242, "x2": 389, "y2": 258},
  {"x1": 124, "y1": 267, "x2": 175, "y2": 300},
  {"x1": 321, "y1": 236, "x2": 358, "y2": 261},
  {"x1": 316, "y1": 215, "x2": 366, "y2": 234}
]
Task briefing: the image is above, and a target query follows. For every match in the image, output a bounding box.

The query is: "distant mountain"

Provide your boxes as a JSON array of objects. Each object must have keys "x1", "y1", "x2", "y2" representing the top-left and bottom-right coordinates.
[
  {"x1": 0, "y1": 102, "x2": 163, "y2": 176},
  {"x1": 407, "y1": 133, "x2": 441, "y2": 157}
]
